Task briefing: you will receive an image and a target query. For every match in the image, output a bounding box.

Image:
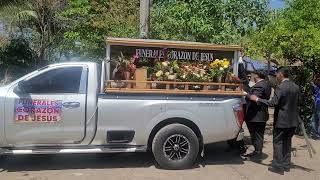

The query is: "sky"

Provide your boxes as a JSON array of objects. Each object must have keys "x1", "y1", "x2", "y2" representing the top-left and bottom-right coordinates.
[{"x1": 270, "y1": 0, "x2": 285, "y2": 9}]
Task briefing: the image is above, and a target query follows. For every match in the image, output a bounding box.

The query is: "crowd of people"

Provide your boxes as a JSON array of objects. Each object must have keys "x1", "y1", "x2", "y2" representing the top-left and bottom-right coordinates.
[{"x1": 237, "y1": 59, "x2": 320, "y2": 175}]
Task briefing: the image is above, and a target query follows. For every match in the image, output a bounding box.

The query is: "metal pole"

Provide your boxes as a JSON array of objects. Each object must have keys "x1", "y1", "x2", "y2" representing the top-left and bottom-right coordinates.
[
  {"x1": 106, "y1": 44, "x2": 111, "y2": 81},
  {"x1": 265, "y1": 52, "x2": 271, "y2": 75},
  {"x1": 140, "y1": 0, "x2": 150, "y2": 39}
]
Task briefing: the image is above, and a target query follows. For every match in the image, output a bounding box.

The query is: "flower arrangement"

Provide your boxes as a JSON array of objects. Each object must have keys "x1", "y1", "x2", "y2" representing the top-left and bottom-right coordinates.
[
  {"x1": 179, "y1": 63, "x2": 210, "y2": 82},
  {"x1": 111, "y1": 50, "x2": 233, "y2": 87},
  {"x1": 209, "y1": 59, "x2": 231, "y2": 81},
  {"x1": 112, "y1": 52, "x2": 136, "y2": 80},
  {"x1": 152, "y1": 60, "x2": 180, "y2": 81},
  {"x1": 151, "y1": 58, "x2": 231, "y2": 83}
]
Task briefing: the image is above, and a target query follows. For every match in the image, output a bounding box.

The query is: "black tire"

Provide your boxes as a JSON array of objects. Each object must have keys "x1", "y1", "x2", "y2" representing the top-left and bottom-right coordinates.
[{"x1": 152, "y1": 124, "x2": 199, "y2": 170}]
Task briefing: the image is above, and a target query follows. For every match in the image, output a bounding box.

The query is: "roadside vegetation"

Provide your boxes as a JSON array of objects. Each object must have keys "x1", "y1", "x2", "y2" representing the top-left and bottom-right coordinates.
[{"x1": 0, "y1": 0, "x2": 319, "y2": 130}]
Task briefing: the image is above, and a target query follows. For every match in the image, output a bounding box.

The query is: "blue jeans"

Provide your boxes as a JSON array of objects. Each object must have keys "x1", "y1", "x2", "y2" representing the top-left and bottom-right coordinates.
[{"x1": 311, "y1": 105, "x2": 320, "y2": 137}]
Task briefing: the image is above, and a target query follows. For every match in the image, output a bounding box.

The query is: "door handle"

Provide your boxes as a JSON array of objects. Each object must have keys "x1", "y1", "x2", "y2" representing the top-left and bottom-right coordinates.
[{"x1": 63, "y1": 102, "x2": 80, "y2": 109}]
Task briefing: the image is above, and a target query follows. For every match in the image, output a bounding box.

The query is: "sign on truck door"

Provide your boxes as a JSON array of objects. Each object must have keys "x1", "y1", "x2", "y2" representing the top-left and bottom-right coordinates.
[{"x1": 4, "y1": 65, "x2": 88, "y2": 145}]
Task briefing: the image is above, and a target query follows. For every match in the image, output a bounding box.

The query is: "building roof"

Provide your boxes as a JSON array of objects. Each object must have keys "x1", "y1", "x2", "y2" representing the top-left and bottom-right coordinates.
[{"x1": 106, "y1": 37, "x2": 242, "y2": 51}]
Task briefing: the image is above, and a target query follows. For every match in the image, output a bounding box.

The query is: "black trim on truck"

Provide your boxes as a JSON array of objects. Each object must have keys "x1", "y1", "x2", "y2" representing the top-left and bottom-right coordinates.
[{"x1": 107, "y1": 130, "x2": 135, "y2": 143}]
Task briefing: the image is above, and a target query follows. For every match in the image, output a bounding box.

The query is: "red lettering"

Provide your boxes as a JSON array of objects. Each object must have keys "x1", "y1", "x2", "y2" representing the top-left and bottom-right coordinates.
[
  {"x1": 36, "y1": 108, "x2": 41, "y2": 113},
  {"x1": 47, "y1": 116, "x2": 52, "y2": 121},
  {"x1": 16, "y1": 107, "x2": 23, "y2": 112},
  {"x1": 23, "y1": 108, "x2": 29, "y2": 113},
  {"x1": 17, "y1": 115, "x2": 24, "y2": 121},
  {"x1": 42, "y1": 116, "x2": 47, "y2": 121},
  {"x1": 36, "y1": 115, "x2": 41, "y2": 121},
  {"x1": 53, "y1": 116, "x2": 57, "y2": 121},
  {"x1": 42, "y1": 108, "x2": 47, "y2": 113},
  {"x1": 24, "y1": 115, "x2": 29, "y2": 121},
  {"x1": 53, "y1": 109, "x2": 60, "y2": 114},
  {"x1": 47, "y1": 108, "x2": 53, "y2": 114}
]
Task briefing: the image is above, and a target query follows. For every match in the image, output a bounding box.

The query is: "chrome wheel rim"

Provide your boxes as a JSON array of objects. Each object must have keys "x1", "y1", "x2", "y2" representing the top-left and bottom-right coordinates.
[{"x1": 163, "y1": 134, "x2": 190, "y2": 161}]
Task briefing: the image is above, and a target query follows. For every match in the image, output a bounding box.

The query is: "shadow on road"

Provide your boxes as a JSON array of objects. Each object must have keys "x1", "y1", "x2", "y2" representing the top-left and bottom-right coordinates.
[
  {"x1": 199, "y1": 142, "x2": 246, "y2": 168},
  {"x1": 0, "y1": 142, "x2": 246, "y2": 172}
]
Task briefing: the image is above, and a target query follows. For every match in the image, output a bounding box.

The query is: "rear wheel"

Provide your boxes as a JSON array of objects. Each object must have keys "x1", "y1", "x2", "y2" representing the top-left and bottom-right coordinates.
[{"x1": 152, "y1": 124, "x2": 199, "y2": 170}]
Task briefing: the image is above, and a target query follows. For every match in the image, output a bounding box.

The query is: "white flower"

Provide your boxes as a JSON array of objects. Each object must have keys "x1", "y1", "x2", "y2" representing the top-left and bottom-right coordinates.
[
  {"x1": 223, "y1": 65, "x2": 229, "y2": 69},
  {"x1": 182, "y1": 74, "x2": 186, "y2": 79},
  {"x1": 168, "y1": 75, "x2": 176, "y2": 80},
  {"x1": 219, "y1": 67, "x2": 224, "y2": 71},
  {"x1": 156, "y1": 70, "x2": 163, "y2": 77},
  {"x1": 165, "y1": 72, "x2": 170, "y2": 76},
  {"x1": 200, "y1": 70, "x2": 206, "y2": 76},
  {"x1": 162, "y1": 61, "x2": 168, "y2": 67}
]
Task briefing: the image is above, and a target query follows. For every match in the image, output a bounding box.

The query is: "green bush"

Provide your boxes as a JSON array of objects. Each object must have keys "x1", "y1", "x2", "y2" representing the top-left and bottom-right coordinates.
[{"x1": 0, "y1": 38, "x2": 36, "y2": 81}]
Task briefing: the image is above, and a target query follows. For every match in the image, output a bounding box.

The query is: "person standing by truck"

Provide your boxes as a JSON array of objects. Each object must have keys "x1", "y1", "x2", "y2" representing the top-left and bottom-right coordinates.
[
  {"x1": 245, "y1": 70, "x2": 271, "y2": 160},
  {"x1": 250, "y1": 67, "x2": 300, "y2": 175}
]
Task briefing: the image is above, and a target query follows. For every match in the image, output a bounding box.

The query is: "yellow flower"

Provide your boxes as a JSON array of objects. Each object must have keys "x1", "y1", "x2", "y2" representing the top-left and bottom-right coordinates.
[
  {"x1": 156, "y1": 70, "x2": 163, "y2": 77},
  {"x1": 210, "y1": 59, "x2": 220, "y2": 68},
  {"x1": 222, "y1": 60, "x2": 230, "y2": 68}
]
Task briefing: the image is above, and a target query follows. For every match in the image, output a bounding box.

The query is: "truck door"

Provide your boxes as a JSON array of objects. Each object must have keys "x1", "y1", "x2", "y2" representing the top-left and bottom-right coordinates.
[{"x1": 4, "y1": 65, "x2": 88, "y2": 146}]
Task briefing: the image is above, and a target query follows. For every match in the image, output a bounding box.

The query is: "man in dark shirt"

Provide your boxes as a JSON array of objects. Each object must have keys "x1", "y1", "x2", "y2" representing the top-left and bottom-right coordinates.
[
  {"x1": 245, "y1": 70, "x2": 271, "y2": 160},
  {"x1": 250, "y1": 67, "x2": 300, "y2": 175}
]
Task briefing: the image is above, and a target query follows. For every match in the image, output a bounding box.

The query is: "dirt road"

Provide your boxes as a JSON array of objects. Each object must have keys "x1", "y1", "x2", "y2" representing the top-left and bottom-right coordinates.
[{"x1": 0, "y1": 128, "x2": 319, "y2": 180}]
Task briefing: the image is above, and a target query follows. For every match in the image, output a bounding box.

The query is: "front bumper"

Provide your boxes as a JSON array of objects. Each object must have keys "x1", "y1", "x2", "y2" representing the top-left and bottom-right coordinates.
[{"x1": 236, "y1": 128, "x2": 245, "y2": 141}]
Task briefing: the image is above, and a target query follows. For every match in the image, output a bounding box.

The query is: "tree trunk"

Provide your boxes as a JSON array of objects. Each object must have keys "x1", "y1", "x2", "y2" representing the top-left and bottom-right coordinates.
[
  {"x1": 0, "y1": 67, "x2": 12, "y2": 85},
  {"x1": 140, "y1": 0, "x2": 150, "y2": 38},
  {"x1": 37, "y1": 47, "x2": 46, "y2": 68}
]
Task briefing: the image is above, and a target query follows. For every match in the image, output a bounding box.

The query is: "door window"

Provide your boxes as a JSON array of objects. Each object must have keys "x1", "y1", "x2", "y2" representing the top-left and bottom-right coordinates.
[{"x1": 24, "y1": 67, "x2": 84, "y2": 94}]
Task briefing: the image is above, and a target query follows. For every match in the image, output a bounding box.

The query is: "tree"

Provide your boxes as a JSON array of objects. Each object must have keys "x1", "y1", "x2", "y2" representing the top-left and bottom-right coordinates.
[
  {"x1": 0, "y1": 38, "x2": 36, "y2": 85},
  {"x1": 59, "y1": 0, "x2": 139, "y2": 59},
  {"x1": 150, "y1": 0, "x2": 271, "y2": 44},
  {"x1": 245, "y1": 0, "x2": 320, "y2": 130},
  {"x1": 0, "y1": 0, "x2": 65, "y2": 66}
]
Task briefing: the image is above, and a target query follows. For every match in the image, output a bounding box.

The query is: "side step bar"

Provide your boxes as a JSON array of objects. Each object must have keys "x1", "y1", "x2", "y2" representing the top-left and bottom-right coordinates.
[{"x1": 0, "y1": 146, "x2": 147, "y2": 155}]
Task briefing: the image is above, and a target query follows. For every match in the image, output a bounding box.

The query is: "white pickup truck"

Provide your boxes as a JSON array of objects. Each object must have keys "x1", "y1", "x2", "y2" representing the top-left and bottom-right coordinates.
[{"x1": 0, "y1": 39, "x2": 245, "y2": 169}]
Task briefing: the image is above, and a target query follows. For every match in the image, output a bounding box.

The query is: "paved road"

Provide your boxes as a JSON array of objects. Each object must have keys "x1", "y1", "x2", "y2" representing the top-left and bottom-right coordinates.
[{"x1": 0, "y1": 131, "x2": 319, "y2": 180}]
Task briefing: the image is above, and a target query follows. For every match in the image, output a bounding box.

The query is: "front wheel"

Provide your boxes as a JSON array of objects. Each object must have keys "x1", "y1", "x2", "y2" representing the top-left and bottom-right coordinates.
[{"x1": 152, "y1": 124, "x2": 199, "y2": 170}]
